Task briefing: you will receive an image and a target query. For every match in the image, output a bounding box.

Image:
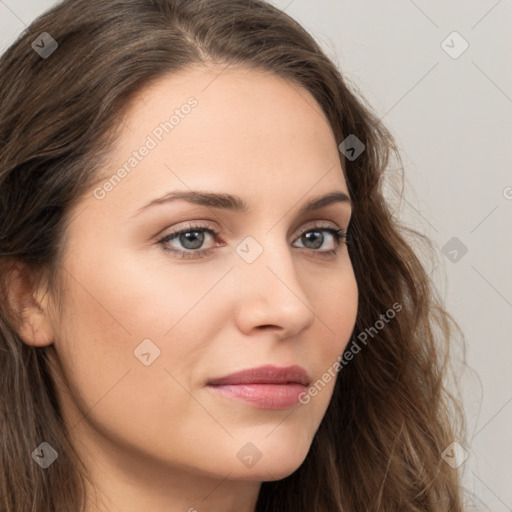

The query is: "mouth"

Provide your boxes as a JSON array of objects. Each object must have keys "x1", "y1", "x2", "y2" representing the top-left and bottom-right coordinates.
[{"x1": 206, "y1": 364, "x2": 311, "y2": 410}]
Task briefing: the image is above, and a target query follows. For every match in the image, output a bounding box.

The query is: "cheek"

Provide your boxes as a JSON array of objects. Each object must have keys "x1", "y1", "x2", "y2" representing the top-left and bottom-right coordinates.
[
  {"x1": 58, "y1": 238, "x2": 218, "y2": 339},
  {"x1": 312, "y1": 260, "x2": 359, "y2": 349},
  {"x1": 51, "y1": 245, "x2": 222, "y2": 406},
  {"x1": 304, "y1": 264, "x2": 358, "y2": 404},
  {"x1": 50, "y1": 259, "x2": 212, "y2": 461}
]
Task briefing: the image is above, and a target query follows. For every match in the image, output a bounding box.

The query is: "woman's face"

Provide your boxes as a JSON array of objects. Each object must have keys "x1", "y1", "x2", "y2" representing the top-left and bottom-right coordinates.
[{"x1": 44, "y1": 65, "x2": 358, "y2": 497}]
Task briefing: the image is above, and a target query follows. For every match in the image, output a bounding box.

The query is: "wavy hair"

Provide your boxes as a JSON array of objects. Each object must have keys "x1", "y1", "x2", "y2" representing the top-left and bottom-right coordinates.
[{"x1": 0, "y1": 0, "x2": 469, "y2": 510}]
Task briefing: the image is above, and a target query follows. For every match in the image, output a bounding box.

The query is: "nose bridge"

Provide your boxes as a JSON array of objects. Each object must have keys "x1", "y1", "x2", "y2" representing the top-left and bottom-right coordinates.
[
  {"x1": 237, "y1": 228, "x2": 297, "y2": 289},
  {"x1": 233, "y1": 228, "x2": 315, "y2": 331}
]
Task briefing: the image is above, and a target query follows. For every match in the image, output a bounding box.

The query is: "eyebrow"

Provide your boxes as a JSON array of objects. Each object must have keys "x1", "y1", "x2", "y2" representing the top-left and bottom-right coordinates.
[{"x1": 133, "y1": 190, "x2": 352, "y2": 217}]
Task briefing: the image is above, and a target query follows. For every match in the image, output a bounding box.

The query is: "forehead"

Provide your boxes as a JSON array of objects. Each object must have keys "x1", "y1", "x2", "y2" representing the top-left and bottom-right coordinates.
[{"x1": 92, "y1": 64, "x2": 348, "y2": 216}]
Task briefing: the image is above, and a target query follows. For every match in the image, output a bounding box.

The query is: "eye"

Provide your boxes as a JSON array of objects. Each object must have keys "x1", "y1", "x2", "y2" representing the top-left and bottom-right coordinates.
[
  {"x1": 157, "y1": 223, "x2": 219, "y2": 260},
  {"x1": 293, "y1": 224, "x2": 348, "y2": 255},
  {"x1": 157, "y1": 222, "x2": 350, "y2": 260}
]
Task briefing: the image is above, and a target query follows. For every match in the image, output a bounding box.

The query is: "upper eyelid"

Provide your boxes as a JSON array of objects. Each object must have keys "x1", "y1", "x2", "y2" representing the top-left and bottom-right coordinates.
[{"x1": 295, "y1": 222, "x2": 342, "y2": 234}]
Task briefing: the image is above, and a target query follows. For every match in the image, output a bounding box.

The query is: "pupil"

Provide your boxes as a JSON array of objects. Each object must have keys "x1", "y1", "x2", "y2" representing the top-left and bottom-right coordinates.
[
  {"x1": 304, "y1": 231, "x2": 323, "y2": 249},
  {"x1": 181, "y1": 231, "x2": 204, "y2": 250}
]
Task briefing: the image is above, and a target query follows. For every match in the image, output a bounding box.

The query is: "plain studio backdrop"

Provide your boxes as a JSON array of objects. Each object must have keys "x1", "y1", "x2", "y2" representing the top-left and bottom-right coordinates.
[{"x1": 1, "y1": 0, "x2": 511, "y2": 510}]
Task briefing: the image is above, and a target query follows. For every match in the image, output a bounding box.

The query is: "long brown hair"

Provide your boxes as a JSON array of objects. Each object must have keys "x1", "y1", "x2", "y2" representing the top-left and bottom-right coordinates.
[{"x1": 0, "y1": 0, "x2": 469, "y2": 510}]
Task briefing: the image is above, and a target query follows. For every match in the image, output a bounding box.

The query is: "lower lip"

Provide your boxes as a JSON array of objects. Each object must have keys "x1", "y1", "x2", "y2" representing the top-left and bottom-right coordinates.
[{"x1": 207, "y1": 383, "x2": 307, "y2": 409}]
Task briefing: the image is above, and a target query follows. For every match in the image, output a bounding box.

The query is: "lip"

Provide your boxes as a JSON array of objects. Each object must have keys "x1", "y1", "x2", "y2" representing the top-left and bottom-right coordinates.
[
  {"x1": 207, "y1": 364, "x2": 311, "y2": 387},
  {"x1": 206, "y1": 365, "x2": 311, "y2": 410}
]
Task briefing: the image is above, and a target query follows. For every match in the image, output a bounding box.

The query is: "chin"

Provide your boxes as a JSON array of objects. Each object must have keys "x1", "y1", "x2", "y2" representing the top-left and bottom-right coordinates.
[{"x1": 229, "y1": 447, "x2": 310, "y2": 482}]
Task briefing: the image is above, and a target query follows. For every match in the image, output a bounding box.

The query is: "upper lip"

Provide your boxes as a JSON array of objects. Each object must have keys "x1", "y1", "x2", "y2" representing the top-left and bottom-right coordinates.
[{"x1": 207, "y1": 364, "x2": 311, "y2": 387}]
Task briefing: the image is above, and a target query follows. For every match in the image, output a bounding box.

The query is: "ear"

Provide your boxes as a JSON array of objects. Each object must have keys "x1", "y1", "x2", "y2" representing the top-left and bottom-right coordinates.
[{"x1": 5, "y1": 263, "x2": 55, "y2": 347}]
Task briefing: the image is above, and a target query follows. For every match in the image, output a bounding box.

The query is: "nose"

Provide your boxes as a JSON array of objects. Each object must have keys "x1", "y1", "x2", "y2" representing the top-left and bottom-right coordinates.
[{"x1": 233, "y1": 235, "x2": 317, "y2": 338}]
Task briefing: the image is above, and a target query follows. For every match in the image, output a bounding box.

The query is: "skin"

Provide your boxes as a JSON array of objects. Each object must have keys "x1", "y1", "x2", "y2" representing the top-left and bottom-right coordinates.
[{"x1": 15, "y1": 65, "x2": 358, "y2": 512}]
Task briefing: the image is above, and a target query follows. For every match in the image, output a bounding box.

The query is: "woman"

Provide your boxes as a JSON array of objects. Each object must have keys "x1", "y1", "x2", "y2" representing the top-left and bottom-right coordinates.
[{"x1": 0, "y1": 0, "x2": 468, "y2": 510}]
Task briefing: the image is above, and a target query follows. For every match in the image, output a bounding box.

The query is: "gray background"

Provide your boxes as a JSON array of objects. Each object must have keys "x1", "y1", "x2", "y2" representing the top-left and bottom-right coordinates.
[{"x1": 1, "y1": 0, "x2": 511, "y2": 509}]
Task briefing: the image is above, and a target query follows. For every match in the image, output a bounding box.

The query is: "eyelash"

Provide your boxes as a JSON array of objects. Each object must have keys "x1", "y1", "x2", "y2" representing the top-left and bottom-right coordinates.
[{"x1": 157, "y1": 222, "x2": 350, "y2": 260}]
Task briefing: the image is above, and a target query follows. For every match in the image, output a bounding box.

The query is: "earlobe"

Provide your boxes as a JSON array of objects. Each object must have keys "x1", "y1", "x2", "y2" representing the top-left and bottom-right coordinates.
[{"x1": 5, "y1": 264, "x2": 55, "y2": 347}]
